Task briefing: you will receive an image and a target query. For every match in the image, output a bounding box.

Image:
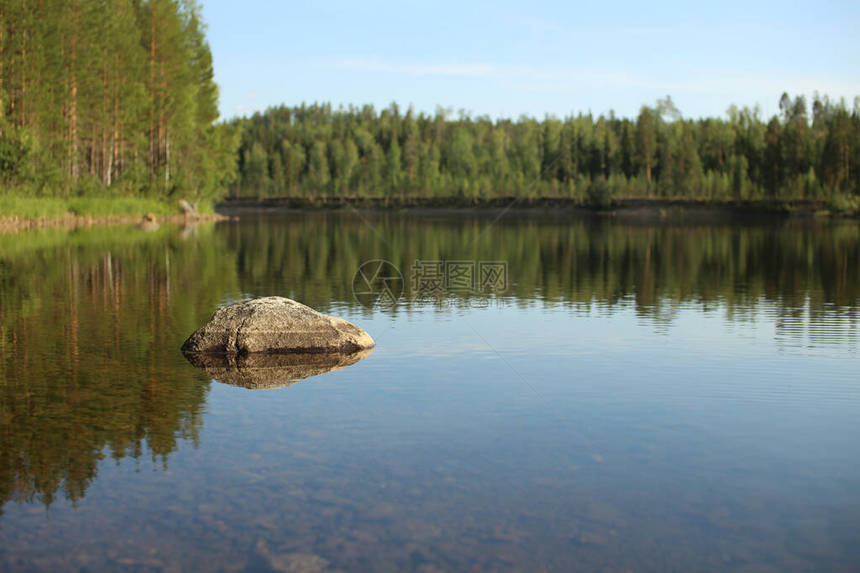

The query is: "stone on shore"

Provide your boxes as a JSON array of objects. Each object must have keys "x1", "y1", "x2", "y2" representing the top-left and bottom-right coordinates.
[
  {"x1": 136, "y1": 213, "x2": 159, "y2": 232},
  {"x1": 178, "y1": 199, "x2": 199, "y2": 216},
  {"x1": 181, "y1": 297, "x2": 375, "y2": 355}
]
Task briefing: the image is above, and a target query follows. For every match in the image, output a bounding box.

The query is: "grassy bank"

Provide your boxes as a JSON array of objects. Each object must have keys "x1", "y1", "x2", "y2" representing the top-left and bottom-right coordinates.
[
  {"x1": 0, "y1": 194, "x2": 216, "y2": 219},
  {"x1": 0, "y1": 193, "x2": 228, "y2": 234}
]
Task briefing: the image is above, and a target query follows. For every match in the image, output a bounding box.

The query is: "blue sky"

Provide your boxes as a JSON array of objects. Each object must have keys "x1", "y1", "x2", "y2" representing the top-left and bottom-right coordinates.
[{"x1": 202, "y1": 0, "x2": 860, "y2": 121}]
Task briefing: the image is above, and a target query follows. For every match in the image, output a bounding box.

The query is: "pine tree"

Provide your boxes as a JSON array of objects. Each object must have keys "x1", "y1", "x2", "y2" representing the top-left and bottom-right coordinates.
[{"x1": 636, "y1": 106, "x2": 657, "y2": 185}]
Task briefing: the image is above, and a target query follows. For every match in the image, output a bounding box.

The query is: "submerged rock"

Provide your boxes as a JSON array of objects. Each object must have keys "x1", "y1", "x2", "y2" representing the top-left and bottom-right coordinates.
[
  {"x1": 184, "y1": 349, "x2": 372, "y2": 389},
  {"x1": 181, "y1": 296, "x2": 375, "y2": 355}
]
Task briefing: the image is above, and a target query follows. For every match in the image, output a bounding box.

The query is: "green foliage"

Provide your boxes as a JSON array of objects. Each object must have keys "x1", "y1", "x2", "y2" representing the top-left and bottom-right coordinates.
[
  {"x1": 231, "y1": 94, "x2": 859, "y2": 206},
  {"x1": 828, "y1": 192, "x2": 860, "y2": 215},
  {"x1": 0, "y1": 193, "x2": 177, "y2": 218},
  {"x1": 0, "y1": 195, "x2": 71, "y2": 219},
  {"x1": 0, "y1": 0, "x2": 237, "y2": 202},
  {"x1": 0, "y1": 121, "x2": 36, "y2": 183},
  {"x1": 587, "y1": 177, "x2": 613, "y2": 209}
]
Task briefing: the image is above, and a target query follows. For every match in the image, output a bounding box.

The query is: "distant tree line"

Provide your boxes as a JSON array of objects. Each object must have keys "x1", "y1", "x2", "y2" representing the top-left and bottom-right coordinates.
[
  {"x1": 232, "y1": 94, "x2": 860, "y2": 208},
  {"x1": 0, "y1": 0, "x2": 238, "y2": 201}
]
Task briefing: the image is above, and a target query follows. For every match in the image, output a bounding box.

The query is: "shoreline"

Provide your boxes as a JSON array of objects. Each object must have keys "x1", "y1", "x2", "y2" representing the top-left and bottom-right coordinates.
[
  {"x1": 0, "y1": 212, "x2": 231, "y2": 233},
  {"x1": 1, "y1": 196, "x2": 856, "y2": 233},
  {"x1": 218, "y1": 197, "x2": 852, "y2": 220}
]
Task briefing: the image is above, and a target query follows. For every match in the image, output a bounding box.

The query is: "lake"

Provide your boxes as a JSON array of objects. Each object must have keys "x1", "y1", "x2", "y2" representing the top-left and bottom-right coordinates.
[{"x1": 1, "y1": 211, "x2": 859, "y2": 572}]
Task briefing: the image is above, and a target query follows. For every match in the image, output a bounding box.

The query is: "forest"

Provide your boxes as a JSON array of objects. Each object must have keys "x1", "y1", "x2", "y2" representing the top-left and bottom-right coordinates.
[
  {"x1": 0, "y1": 1, "x2": 858, "y2": 212},
  {"x1": 231, "y1": 95, "x2": 860, "y2": 211},
  {"x1": 0, "y1": 0, "x2": 238, "y2": 204}
]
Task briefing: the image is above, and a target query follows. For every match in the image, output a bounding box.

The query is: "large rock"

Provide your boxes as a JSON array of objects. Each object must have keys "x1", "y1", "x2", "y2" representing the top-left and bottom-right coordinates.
[
  {"x1": 181, "y1": 297, "x2": 375, "y2": 355},
  {"x1": 136, "y1": 213, "x2": 160, "y2": 232},
  {"x1": 184, "y1": 349, "x2": 373, "y2": 389}
]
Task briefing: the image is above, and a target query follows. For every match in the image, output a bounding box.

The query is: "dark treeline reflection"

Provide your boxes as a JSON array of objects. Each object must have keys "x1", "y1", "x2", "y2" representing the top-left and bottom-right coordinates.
[
  {"x1": 0, "y1": 225, "x2": 241, "y2": 512},
  {"x1": 230, "y1": 212, "x2": 860, "y2": 320},
  {"x1": 1, "y1": 214, "x2": 859, "y2": 511}
]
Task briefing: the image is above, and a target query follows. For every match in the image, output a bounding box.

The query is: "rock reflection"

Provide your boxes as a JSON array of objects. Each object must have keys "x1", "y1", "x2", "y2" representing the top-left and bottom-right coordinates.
[{"x1": 183, "y1": 349, "x2": 373, "y2": 389}]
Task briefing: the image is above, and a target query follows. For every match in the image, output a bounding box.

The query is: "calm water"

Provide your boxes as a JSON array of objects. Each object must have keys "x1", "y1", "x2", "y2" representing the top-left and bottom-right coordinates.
[{"x1": 1, "y1": 212, "x2": 859, "y2": 572}]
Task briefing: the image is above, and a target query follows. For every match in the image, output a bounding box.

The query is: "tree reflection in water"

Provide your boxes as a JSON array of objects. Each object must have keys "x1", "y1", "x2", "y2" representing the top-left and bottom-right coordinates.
[{"x1": 0, "y1": 213, "x2": 858, "y2": 511}]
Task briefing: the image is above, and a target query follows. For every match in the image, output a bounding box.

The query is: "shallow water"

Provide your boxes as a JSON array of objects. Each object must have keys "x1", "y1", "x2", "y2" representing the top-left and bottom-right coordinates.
[{"x1": 1, "y1": 212, "x2": 859, "y2": 572}]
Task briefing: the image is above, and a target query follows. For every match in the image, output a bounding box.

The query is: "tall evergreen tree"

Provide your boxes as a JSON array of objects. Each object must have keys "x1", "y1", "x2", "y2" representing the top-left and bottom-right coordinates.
[{"x1": 0, "y1": 0, "x2": 236, "y2": 198}]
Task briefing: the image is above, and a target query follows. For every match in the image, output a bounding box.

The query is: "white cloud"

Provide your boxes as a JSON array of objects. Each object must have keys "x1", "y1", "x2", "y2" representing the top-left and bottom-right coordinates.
[
  {"x1": 234, "y1": 103, "x2": 265, "y2": 115},
  {"x1": 333, "y1": 57, "x2": 860, "y2": 97},
  {"x1": 332, "y1": 57, "x2": 645, "y2": 87}
]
